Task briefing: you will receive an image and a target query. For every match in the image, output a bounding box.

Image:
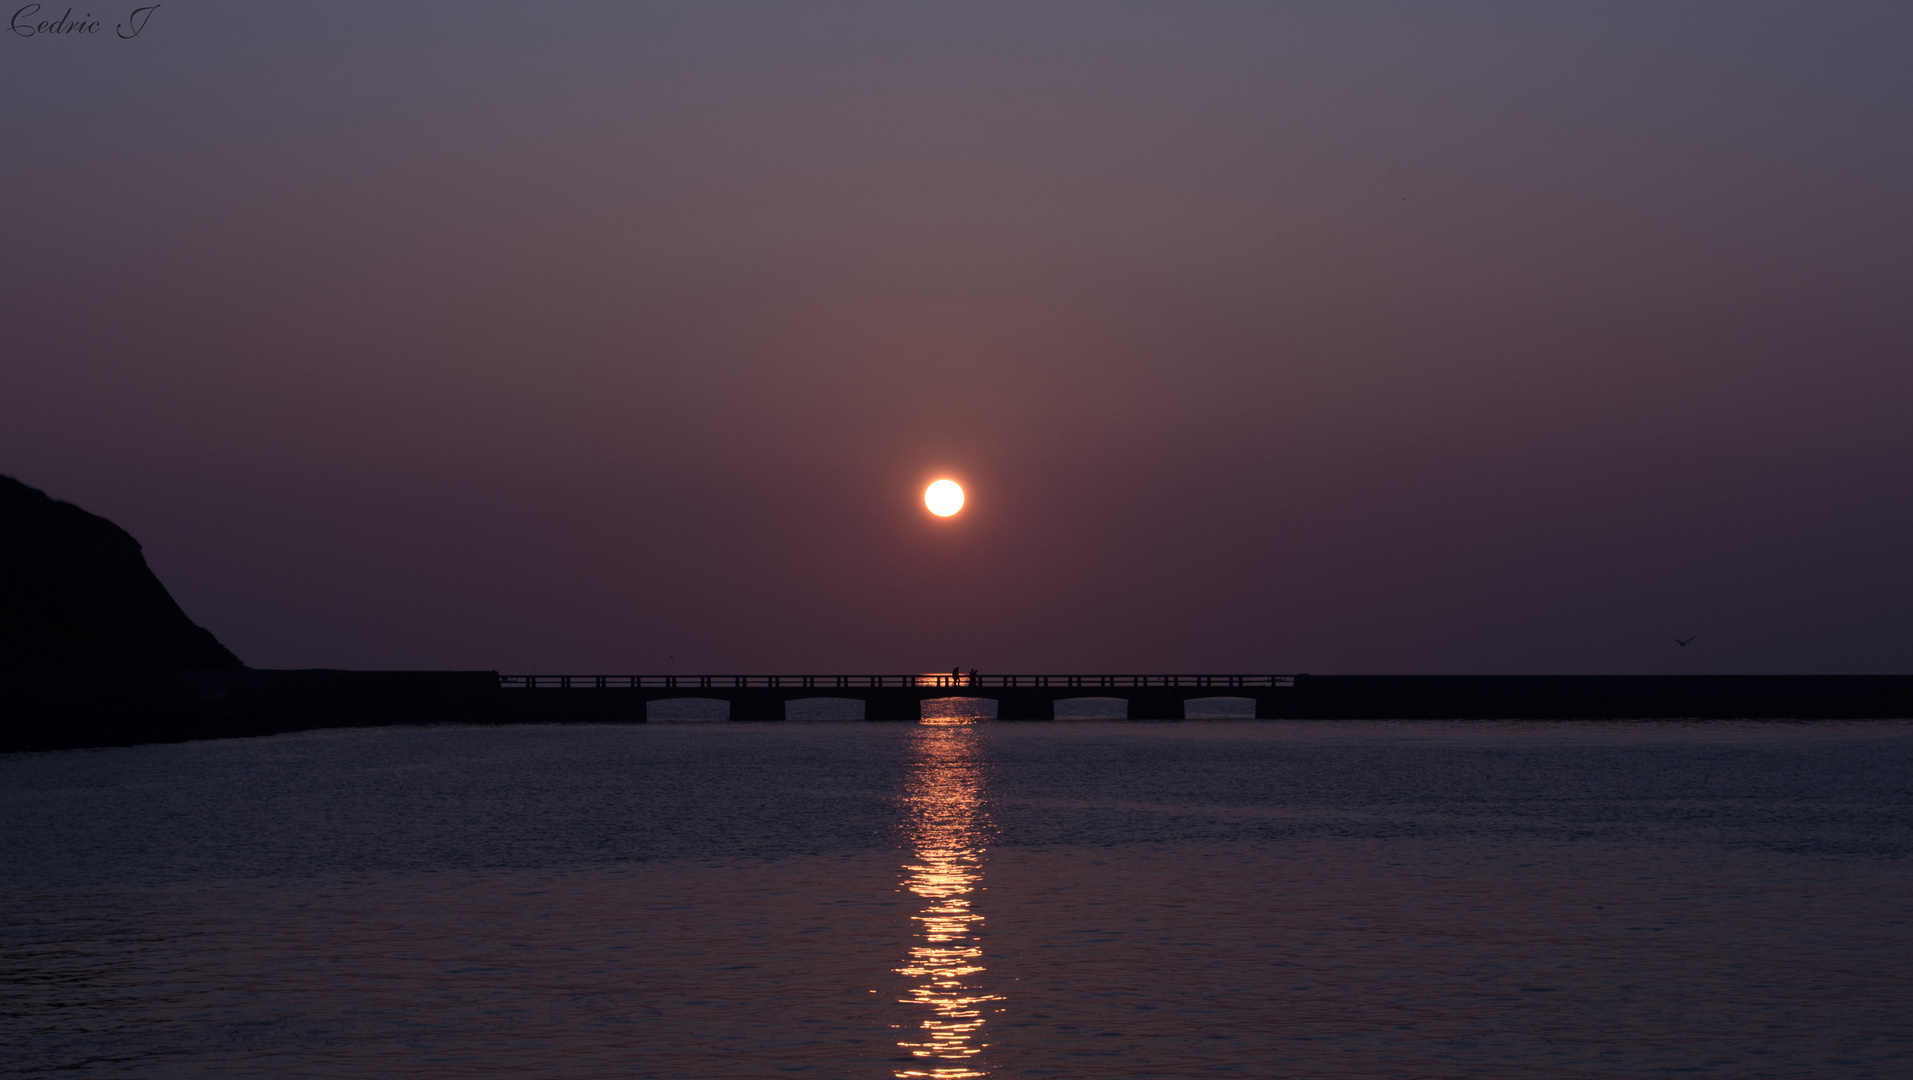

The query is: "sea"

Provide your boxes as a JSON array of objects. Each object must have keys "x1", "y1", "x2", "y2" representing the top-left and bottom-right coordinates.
[{"x1": 3, "y1": 712, "x2": 1911, "y2": 1078}]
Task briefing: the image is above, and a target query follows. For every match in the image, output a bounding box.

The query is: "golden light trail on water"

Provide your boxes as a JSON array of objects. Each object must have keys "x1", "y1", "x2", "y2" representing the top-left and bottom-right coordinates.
[{"x1": 895, "y1": 714, "x2": 998, "y2": 1079}]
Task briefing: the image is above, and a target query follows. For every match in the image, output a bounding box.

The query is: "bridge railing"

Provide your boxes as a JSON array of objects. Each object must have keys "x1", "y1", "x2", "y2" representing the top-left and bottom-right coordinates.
[{"x1": 499, "y1": 674, "x2": 1296, "y2": 690}]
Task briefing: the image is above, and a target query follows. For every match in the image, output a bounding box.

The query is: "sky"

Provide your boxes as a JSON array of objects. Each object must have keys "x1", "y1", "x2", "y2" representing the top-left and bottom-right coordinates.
[{"x1": 3, "y1": 1, "x2": 1911, "y2": 675}]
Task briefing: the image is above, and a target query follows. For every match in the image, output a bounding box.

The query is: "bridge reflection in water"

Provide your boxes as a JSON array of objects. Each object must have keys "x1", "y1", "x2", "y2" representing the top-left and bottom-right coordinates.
[{"x1": 895, "y1": 712, "x2": 1000, "y2": 1079}]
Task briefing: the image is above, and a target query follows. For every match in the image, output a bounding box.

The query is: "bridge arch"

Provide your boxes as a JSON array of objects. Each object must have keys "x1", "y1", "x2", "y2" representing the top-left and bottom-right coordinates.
[{"x1": 921, "y1": 696, "x2": 996, "y2": 720}]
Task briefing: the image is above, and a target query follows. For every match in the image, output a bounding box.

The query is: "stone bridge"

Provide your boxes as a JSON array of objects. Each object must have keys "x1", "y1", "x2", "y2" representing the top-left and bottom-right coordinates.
[{"x1": 499, "y1": 673, "x2": 1294, "y2": 720}]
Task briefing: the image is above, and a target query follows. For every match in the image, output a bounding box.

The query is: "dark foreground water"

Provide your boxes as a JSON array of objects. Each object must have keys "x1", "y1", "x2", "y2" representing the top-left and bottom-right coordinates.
[{"x1": 3, "y1": 718, "x2": 1910, "y2": 1078}]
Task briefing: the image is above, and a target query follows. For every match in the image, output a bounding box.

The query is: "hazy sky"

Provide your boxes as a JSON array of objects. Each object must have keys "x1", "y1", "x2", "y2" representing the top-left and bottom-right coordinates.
[{"x1": 5, "y1": 2, "x2": 1910, "y2": 674}]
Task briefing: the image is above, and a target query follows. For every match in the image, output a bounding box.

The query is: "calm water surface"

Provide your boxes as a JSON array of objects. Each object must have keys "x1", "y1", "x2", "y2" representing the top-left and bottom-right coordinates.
[{"x1": 3, "y1": 719, "x2": 1911, "y2": 1078}]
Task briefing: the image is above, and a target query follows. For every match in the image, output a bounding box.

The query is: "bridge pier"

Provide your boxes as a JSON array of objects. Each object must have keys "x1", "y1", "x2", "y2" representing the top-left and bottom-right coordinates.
[
  {"x1": 1125, "y1": 690, "x2": 1186, "y2": 720},
  {"x1": 864, "y1": 691, "x2": 921, "y2": 722},
  {"x1": 996, "y1": 693, "x2": 1054, "y2": 721},
  {"x1": 726, "y1": 693, "x2": 787, "y2": 722}
]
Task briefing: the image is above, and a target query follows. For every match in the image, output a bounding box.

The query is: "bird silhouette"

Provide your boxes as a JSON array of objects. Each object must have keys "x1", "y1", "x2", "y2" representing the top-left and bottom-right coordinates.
[{"x1": 1673, "y1": 636, "x2": 1696, "y2": 647}]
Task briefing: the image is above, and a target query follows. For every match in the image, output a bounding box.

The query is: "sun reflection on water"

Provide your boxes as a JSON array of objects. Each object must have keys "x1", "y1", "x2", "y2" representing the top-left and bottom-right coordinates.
[{"x1": 895, "y1": 715, "x2": 999, "y2": 1079}]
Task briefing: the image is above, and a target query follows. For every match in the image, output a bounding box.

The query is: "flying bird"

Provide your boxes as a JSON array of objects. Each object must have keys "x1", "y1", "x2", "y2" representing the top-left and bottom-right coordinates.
[{"x1": 1673, "y1": 636, "x2": 1696, "y2": 647}]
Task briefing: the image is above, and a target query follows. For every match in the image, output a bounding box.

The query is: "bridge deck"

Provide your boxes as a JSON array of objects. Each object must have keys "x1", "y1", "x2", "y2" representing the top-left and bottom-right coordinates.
[
  {"x1": 8, "y1": 672, "x2": 1911, "y2": 752},
  {"x1": 497, "y1": 673, "x2": 1294, "y2": 721},
  {"x1": 500, "y1": 673, "x2": 1293, "y2": 691},
  {"x1": 495, "y1": 673, "x2": 1913, "y2": 722}
]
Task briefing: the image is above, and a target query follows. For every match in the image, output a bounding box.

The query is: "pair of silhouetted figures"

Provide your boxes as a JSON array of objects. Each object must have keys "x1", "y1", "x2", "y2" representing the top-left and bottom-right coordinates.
[{"x1": 950, "y1": 667, "x2": 979, "y2": 686}]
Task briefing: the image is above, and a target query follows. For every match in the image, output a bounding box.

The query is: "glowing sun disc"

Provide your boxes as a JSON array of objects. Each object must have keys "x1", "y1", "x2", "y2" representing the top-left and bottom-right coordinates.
[{"x1": 925, "y1": 479, "x2": 965, "y2": 517}]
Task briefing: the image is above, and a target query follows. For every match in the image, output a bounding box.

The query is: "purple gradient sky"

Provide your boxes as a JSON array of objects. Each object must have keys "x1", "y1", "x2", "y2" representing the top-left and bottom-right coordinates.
[{"x1": 4, "y1": 2, "x2": 1910, "y2": 674}]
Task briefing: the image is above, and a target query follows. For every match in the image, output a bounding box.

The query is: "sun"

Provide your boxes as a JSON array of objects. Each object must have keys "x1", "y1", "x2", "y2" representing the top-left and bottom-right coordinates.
[{"x1": 924, "y1": 479, "x2": 965, "y2": 517}]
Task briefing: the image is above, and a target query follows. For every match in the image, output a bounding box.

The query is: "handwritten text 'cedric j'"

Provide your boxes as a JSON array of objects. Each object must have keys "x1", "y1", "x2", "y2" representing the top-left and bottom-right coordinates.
[{"x1": 10, "y1": 5, "x2": 160, "y2": 39}]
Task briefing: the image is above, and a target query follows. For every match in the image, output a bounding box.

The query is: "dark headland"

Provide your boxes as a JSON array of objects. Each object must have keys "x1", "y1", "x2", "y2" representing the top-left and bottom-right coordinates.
[
  {"x1": 0, "y1": 475, "x2": 494, "y2": 751},
  {"x1": 1, "y1": 475, "x2": 242, "y2": 671},
  {"x1": 4, "y1": 474, "x2": 1910, "y2": 753}
]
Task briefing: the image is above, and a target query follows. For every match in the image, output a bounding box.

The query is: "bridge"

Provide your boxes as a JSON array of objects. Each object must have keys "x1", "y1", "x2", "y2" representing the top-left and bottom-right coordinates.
[
  {"x1": 496, "y1": 672, "x2": 1913, "y2": 723},
  {"x1": 8, "y1": 671, "x2": 1913, "y2": 752},
  {"x1": 498, "y1": 673, "x2": 1296, "y2": 720}
]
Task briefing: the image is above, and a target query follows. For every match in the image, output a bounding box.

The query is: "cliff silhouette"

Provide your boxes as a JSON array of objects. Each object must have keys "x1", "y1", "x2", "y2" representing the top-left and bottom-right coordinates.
[{"x1": 0, "y1": 475, "x2": 243, "y2": 669}]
